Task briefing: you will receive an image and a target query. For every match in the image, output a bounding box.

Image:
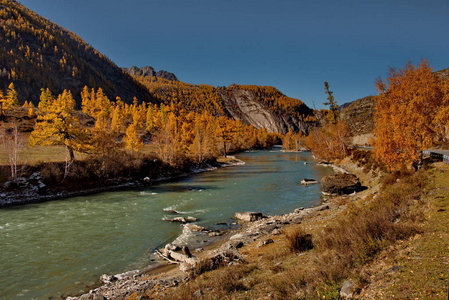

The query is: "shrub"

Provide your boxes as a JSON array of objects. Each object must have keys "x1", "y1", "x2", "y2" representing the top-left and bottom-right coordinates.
[{"x1": 286, "y1": 227, "x2": 314, "y2": 253}]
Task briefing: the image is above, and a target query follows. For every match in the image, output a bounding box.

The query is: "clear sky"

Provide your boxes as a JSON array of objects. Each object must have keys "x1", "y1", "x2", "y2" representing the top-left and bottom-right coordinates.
[{"x1": 18, "y1": 0, "x2": 449, "y2": 109}]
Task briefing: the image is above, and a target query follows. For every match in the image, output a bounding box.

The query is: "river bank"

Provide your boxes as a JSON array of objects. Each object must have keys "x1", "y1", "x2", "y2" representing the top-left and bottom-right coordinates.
[
  {"x1": 67, "y1": 201, "x2": 344, "y2": 299},
  {"x1": 67, "y1": 159, "x2": 367, "y2": 300},
  {"x1": 0, "y1": 156, "x2": 245, "y2": 208},
  {"x1": 0, "y1": 150, "x2": 335, "y2": 299}
]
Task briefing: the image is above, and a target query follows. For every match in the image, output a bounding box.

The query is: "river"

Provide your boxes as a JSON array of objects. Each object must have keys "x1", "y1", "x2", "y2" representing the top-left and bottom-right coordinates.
[{"x1": 0, "y1": 149, "x2": 333, "y2": 299}]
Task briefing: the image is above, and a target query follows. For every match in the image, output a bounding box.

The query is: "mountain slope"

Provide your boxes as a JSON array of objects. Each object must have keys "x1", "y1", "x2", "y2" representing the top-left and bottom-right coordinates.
[
  {"x1": 0, "y1": 0, "x2": 153, "y2": 105},
  {"x1": 132, "y1": 73, "x2": 314, "y2": 134}
]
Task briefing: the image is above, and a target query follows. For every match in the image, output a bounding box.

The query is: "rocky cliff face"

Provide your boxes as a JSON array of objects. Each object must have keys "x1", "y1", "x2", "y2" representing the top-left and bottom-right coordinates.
[
  {"x1": 218, "y1": 88, "x2": 313, "y2": 135},
  {"x1": 339, "y1": 96, "x2": 375, "y2": 145},
  {"x1": 219, "y1": 88, "x2": 287, "y2": 133},
  {"x1": 122, "y1": 66, "x2": 178, "y2": 81}
]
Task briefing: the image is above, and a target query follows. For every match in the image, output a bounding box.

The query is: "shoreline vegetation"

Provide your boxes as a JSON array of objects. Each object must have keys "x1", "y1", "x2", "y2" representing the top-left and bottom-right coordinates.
[{"x1": 0, "y1": 155, "x2": 246, "y2": 207}]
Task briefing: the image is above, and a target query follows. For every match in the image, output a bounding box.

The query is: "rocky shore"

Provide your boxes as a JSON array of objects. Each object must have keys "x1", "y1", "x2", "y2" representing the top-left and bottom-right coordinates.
[
  {"x1": 65, "y1": 158, "x2": 374, "y2": 300},
  {"x1": 67, "y1": 201, "x2": 338, "y2": 300}
]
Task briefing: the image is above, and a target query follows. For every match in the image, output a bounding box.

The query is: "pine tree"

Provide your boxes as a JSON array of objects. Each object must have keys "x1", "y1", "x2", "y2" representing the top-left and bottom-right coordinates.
[{"x1": 323, "y1": 81, "x2": 338, "y2": 124}]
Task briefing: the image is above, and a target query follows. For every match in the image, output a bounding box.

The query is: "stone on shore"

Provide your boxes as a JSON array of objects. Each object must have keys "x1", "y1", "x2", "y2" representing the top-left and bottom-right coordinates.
[
  {"x1": 340, "y1": 280, "x2": 355, "y2": 298},
  {"x1": 184, "y1": 224, "x2": 205, "y2": 232},
  {"x1": 257, "y1": 238, "x2": 274, "y2": 247},
  {"x1": 235, "y1": 212, "x2": 266, "y2": 222},
  {"x1": 320, "y1": 173, "x2": 362, "y2": 195}
]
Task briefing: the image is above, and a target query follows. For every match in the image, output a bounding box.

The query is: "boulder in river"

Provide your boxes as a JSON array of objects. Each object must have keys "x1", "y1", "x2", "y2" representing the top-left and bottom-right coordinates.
[
  {"x1": 185, "y1": 216, "x2": 198, "y2": 222},
  {"x1": 164, "y1": 216, "x2": 199, "y2": 223},
  {"x1": 301, "y1": 178, "x2": 318, "y2": 185},
  {"x1": 320, "y1": 173, "x2": 362, "y2": 195},
  {"x1": 165, "y1": 217, "x2": 187, "y2": 223},
  {"x1": 235, "y1": 212, "x2": 266, "y2": 222}
]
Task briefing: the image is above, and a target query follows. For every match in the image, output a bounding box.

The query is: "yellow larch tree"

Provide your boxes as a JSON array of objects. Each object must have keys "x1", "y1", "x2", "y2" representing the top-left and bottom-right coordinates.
[
  {"x1": 374, "y1": 60, "x2": 445, "y2": 170},
  {"x1": 4, "y1": 83, "x2": 20, "y2": 110},
  {"x1": 111, "y1": 98, "x2": 128, "y2": 134},
  {"x1": 30, "y1": 89, "x2": 90, "y2": 164},
  {"x1": 124, "y1": 112, "x2": 143, "y2": 155}
]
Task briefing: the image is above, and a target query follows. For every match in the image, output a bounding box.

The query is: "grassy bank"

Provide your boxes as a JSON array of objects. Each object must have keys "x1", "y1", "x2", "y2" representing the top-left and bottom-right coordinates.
[{"x1": 141, "y1": 163, "x2": 448, "y2": 300}]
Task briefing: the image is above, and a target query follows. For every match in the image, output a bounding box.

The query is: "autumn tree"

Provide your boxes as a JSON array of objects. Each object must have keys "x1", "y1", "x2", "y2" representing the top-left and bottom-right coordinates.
[
  {"x1": 282, "y1": 130, "x2": 304, "y2": 151},
  {"x1": 5, "y1": 83, "x2": 20, "y2": 108},
  {"x1": 305, "y1": 121, "x2": 349, "y2": 161},
  {"x1": 216, "y1": 116, "x2": 235, "y2": 157},
  {"x1": 374, "y1": 60, "x2": 445, "y2": 170},
  {"x1": 124, "y1": 111, "x2": 143, "y2": 155},
  {"x1": 1, "y1": 83, "x2": 20, "y2": 118},
  {"x1": 111, "y1": 98, "x2": 128, "y2": 134},
  {"x1": 323, "y1": 81, "x2": 338, "y2": 124},
  {"x1": 1, "y1": 123, "x2": 23, "y2": 180},
  {"x1": 30, "y1": 89, "x2": 89, "y2": 168}
]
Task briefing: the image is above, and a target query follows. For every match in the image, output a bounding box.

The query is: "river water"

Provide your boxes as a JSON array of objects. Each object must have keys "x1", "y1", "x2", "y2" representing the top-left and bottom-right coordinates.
[{"x1": 0, "y1": 149, "x2": 333, "y2": 299}]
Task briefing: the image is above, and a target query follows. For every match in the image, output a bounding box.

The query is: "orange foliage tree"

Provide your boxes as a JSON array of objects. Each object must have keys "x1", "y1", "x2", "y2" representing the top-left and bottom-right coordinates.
[
  {"x1": 305, "y1": 121, "x2": 350, "y2": 161},
  {"x1": 374, "y1": 60, "x2": 446, "y2": 170}
]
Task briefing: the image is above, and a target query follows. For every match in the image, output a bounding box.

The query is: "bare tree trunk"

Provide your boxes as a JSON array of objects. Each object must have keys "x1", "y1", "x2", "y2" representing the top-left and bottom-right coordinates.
[
  {"x1": 2, "y1": 124, "x2": 23, "y2": 181},
  {"x1": 63, "y1": 145, "x2": 75, "y2": 180}
]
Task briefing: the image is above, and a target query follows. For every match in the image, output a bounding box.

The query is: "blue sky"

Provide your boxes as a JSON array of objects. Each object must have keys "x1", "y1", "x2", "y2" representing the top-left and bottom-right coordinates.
[{"x1": 19, "y1": 0, "x2": 449, "y2": 109}]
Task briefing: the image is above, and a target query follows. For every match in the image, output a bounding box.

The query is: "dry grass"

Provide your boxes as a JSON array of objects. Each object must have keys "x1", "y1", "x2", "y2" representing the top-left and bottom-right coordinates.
[
  {"x1": 285, "y1": 227, "x2": 313, "y2": 253},
  {"x1": 358, "y1": 162, "x2": 449, "y2": 299},
  {"x1": 157, "y1": 166, "x2": 435, "y2": 300}
]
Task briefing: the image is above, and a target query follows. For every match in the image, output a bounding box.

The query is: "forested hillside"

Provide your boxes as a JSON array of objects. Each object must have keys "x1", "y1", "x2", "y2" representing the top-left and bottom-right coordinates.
[
  {"x1": 132, "y1": 73, "x2": 315, "y2": 134},
  {"x1": 0, "y1": 0, "x2": 153, "y2": 106},
  {"x1": 0, "y1": 0, "x2": 315, "y2": 135}
]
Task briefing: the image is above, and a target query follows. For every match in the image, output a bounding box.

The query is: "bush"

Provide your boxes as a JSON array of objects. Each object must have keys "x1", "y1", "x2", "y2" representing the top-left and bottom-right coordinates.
[{"x1": 286, "y1": 227, "x2": 314, "y2": 253}]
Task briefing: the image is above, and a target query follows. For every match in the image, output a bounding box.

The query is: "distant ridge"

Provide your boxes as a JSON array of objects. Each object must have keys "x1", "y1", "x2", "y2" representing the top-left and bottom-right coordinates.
[
  {"x1": 122, "y1": 66, "x2": 178, "y2": 81},
  {"x1": 435, "y1": 67, "x2": 449, "y2": 80},
  {"x1": 0, "y1": 0, "x2": 153, "y2": 105}
]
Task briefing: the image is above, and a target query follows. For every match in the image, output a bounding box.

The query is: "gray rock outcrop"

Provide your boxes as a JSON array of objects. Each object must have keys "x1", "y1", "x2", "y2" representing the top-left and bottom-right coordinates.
[
  {"x1": 123, "y1": 66, "x2": 178, "y2": 81},
  {"x1": 218, "y1": 88, "x2": 312, "y2": 134},
  {"x1": 320, "y1": 174, "x2": 362, "y2": 195}
]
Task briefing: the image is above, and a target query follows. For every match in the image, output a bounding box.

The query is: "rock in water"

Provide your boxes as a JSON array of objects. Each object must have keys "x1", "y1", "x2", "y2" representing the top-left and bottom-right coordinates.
[
  {"x1": 301, "y1": 178, "x2": 318, "y2": 185},
  {"x1": 165, "y1": 217, "x2": 187, "y2": 223},
  {"x1": 320, "y1": 173, "x2": 362, "y2": 195},
  {"x1": 235, "y1": 212, "x2": 265, "y2": 222}
]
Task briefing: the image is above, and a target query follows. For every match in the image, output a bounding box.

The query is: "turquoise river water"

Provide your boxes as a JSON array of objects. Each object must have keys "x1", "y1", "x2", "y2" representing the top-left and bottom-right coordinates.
[{"x1": 0, "y1": 149, "x2": 333, "y2": 299}]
